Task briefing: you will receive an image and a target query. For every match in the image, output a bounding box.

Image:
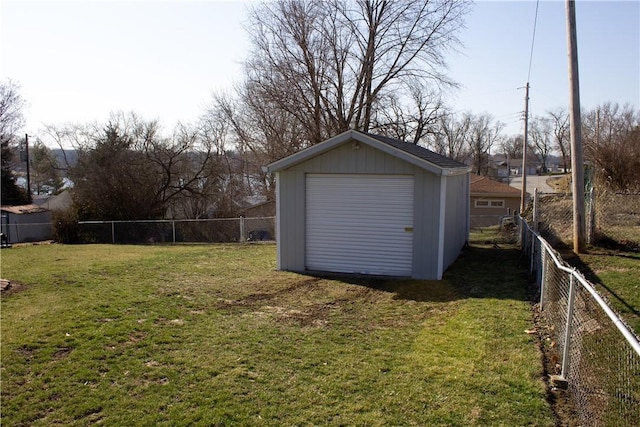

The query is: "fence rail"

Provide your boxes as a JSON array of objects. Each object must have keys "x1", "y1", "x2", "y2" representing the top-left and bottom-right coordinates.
[{"x1": 519, "y1": 216, "x2": 640, "y2": 426}]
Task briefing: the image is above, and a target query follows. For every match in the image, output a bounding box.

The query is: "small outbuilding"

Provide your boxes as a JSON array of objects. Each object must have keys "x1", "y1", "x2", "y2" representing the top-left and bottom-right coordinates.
[
  {"x1": 1, "y1": 204, "x2": 53, "y2": 244},
  {"x1": 470, "y1": 175, "x2": 522, "y2": 228},
  {"x1": 266, "y1": 130, "x2": 471, "y2": 280}
]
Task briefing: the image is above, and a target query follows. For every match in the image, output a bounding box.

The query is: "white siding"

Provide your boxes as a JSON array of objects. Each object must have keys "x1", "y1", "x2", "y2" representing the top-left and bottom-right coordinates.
[{"x1": 305, "y1": 174, "x2": 413, "y2": 276}]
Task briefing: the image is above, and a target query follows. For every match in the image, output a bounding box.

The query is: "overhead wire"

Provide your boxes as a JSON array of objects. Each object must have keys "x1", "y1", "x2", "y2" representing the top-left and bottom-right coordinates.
[{"x1": 527, "y1": 0, "x2": 541, "y2": 83}]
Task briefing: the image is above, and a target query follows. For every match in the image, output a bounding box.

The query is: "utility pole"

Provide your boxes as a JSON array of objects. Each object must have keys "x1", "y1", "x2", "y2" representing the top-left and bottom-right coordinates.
[
  {"x1": 25, "y1": 133, "x2": 32, "y2": 204},
  {"x1": 566, "y1": 0, "x2": 586, "y2": 253},
  {"x1": 520, "y1": 82, "x2": 530, "y2": 214}
]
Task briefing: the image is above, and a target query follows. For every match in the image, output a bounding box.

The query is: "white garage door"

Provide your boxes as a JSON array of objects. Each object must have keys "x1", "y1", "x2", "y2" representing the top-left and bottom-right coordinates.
[{"x1": 305, "y1": 174, "x2": 413, "y2": 276}]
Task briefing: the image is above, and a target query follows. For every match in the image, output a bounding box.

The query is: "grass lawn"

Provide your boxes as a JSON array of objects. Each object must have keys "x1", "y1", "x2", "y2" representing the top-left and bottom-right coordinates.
[
  {"x1": 1, "y1": 234, "x2": 556, "y2": 426},
  {"x1": 566, "y1": 248, "x2": 640, "y2": 336}
]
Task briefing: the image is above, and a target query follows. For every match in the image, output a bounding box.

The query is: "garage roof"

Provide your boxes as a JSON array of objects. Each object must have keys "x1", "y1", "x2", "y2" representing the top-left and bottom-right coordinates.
[
  {"x1": 266, "y1": 130, "x2": 471, "y2": 176},
  {"x1": 0, "y1": 204, "x2": 49, "y2": 215}
]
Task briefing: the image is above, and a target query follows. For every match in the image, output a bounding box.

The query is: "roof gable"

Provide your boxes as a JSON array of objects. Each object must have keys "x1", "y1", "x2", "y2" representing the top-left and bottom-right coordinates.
[{"x1": 266, "y1": 130, "x2": 470, "y2": 176}]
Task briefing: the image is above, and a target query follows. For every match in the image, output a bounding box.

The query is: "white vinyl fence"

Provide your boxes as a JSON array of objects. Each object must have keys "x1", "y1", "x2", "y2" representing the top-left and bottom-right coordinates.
[{"x1": 519, "y1": 216, "x2": 640, "y2": 426}]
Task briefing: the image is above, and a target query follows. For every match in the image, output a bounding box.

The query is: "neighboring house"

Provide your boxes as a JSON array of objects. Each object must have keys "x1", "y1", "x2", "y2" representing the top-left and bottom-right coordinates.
[
  {"x1": 266, "y1": 130, "x2": 471, "y2": 280},
  {"x1": 240, "y1": 200, "x2": 276, "y2": 241},
  {"x1": 240, "y1": 200, "x2": 275, "y2": 218},
  {"x1": 33, "y1": 190, "x2": 73, "y2": 213},
  {"x1": 1, "y1": 204, "x2": 53, "y2": 244},
  {"x1": 492, "y1": 155, "x2": 539, "y2": 178},
  {"x1": 470, "y1": 175, "x2": 521, "y2": 228}
]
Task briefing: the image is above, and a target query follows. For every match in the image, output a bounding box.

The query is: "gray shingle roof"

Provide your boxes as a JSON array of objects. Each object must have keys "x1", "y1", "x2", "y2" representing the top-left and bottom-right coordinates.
[{"x1": 364, "y1": 132, "x2": 468, "y2": 170}]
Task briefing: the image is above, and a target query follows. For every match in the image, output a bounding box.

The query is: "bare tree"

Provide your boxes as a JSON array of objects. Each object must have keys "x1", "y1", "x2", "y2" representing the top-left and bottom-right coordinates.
[
  {"x1": 245, "y1": 0, "x2": 470, "y2": 146},
  {"x1": 1, "y1": 80, "x2": 30, "y2": 205},
  {"x1": 371, "y1": 84, "x2": 443, "y2": 144},
  {"x1": 429, "y1": 111, "x2": 470, "y2": 162},
  {"x1": 29, "y1": 140, "x2": 64, "y2": 195},
  {"x1": 529, "y1": 116, "x2": 553, "y2": 173},
  {"x1": 499, "y1": 135, "x2": 524, "y2": 161},
  {"x1": 45, "y1": 112, "x2": 219, "y2": 220},
  {"x1": 208, "y1": 88, "x2": 308, "y2": 202},
  {"x1": 582, "y1": 103, "x2": 640, "y2": 191},
  {"x1": 465, "y1": 113, "x2": 504, "y2": 175},
  {"x1": 548, "y1": 108, "x2": 570, "y2": 173}
]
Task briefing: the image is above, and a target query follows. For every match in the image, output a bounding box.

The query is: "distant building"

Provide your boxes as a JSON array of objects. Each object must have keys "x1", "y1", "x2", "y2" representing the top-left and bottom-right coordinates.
[
  {"x1": 1, "y1": 204, "x2": 53, "y2": 243},
  {"x1": 470, "y1": 175, "x2": 521, "y2": 228}
]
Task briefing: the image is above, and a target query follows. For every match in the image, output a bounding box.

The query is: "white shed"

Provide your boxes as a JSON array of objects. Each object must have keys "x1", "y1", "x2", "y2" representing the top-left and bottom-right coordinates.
[{"x1": 266, "y1": 130, "x2": 471, "y2": 280}]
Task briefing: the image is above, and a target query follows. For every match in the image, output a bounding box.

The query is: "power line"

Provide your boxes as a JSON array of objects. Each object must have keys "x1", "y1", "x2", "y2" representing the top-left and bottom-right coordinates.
[{"x1": 527, "y1": 0, "x2": 541, "y2": 83}]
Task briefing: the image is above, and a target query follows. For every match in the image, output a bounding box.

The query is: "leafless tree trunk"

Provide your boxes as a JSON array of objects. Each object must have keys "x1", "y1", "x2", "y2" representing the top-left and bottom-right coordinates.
[
  {"x1": 582, "y1": 103, "x2": 640, "y2": 191},
  {"x1": 529, "y1": 116, "x2": 553, "y2": 174},
  {"x1": 499, "y1": 135, "x2": 524, "y2": 161},
  {"x1": 245, "y1": 0, "x2": 470, "y2": 146},
  {"x1": 371, "y1": 84, "x2": 443, "y2": 144},
  {"x1": 465, "y1": 113, "x2": 504, "y2": 175},
  {"x1": 548, "y1": 108, "x2": 570, "y2": 173},
  {"x1": 429, "y1": 111, "x2": 470, "y2": 162}
]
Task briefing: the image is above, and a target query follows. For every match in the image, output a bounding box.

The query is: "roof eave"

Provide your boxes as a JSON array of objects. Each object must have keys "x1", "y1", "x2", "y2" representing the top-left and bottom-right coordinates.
[{"x1": 266, "y1": 130, "x2": 470, "y2": 176}]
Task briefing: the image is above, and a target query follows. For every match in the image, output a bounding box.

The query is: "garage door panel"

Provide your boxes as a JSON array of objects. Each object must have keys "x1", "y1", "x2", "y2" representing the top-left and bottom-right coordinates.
[{"x1": 305, "y1": 174, "x2": 413, "y2": 276}]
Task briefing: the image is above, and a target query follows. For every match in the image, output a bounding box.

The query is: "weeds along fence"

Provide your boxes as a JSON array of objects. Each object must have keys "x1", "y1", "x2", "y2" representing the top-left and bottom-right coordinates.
[
  {"x1": 519, "y1": 216, "x2": 640, "y2": 426},
  {"x1": 470, "y1": 214, "x2": 511, "y2": 229},
  {"x1": 76, "y1": 217, "x2": 276, "y2": 244},
  {"x1": 532, "y1": 188, "x2": 640, "y2": 250}
]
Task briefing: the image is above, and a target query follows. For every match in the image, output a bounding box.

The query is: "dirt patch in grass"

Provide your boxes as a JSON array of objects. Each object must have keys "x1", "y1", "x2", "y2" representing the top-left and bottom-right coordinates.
[
  {"x1": 52, "y1": 347, "x2": 73, "y2": 359},
  {"x1": 219, "y1": 278, "x2": 384, "y2": 328},
  {"x1": 0, "y1": 279, "x2": 29, "y2": 296}
]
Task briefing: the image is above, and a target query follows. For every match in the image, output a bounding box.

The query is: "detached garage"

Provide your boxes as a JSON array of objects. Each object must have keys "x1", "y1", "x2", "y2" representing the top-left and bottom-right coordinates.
[{"x1": 266, "y1": 130, "x2": 471, "y2": 280}]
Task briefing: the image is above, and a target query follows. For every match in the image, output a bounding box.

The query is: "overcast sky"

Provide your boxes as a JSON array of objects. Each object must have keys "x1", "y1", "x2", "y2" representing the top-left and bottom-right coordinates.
[{"x1": 1, "y1": 0, "x2": 638, "y2": 142}]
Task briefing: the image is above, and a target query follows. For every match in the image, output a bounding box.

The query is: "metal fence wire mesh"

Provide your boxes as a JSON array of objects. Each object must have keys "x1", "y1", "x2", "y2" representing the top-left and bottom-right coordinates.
[
  {"x1": 592, "y1": 190, "x2": 640, "y2": 249},
  {"x1": 532, "y1": 189, "x2": 640, "y2": 250},
  {"x1": 520, "y1": 217, "x2": 640, "y2": 426},
  {"x1": 76, "y1": 217, "x2": 276, "y2": 244}
]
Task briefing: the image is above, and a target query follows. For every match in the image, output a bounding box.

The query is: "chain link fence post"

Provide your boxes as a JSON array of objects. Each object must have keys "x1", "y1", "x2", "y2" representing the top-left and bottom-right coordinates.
[{"x1": 561, "y1": 273, "x2": 577, "y2": 379}]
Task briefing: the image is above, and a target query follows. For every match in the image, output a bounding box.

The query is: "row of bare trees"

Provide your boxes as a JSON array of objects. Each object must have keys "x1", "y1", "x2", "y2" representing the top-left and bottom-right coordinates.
[
  {"x1": 3, "y1": 1, "x2": 638, "y2": 226},
  {"x1": 501, "y1": 103, "x2": 640, "y2": 191}
]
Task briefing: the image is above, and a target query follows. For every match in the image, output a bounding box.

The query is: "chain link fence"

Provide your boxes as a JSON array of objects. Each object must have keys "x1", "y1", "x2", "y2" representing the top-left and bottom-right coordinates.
[
  {"x1": 591, "y1": 190, "x2": 640, "y2": 249},
  {"x1": 530, "y1": 188, "x2": 640, "y2": 250},
  {"x1": 75, "y1": 217, "x2": 276, "y2": 244},
  {"x1": 519, "y1": 216, "x2": 640, "y2": 426}
]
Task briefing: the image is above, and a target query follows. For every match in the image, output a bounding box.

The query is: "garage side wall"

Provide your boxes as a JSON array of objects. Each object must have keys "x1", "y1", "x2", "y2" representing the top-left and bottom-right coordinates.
[
  {"x1": 442, "y1": 173, "x2": 470, "y2": 272},
  {"x1": 412, "y1": 169, "x2": 442, "y2": 279},
  {"x1": 275, "y1": 170, "x2": 306, "y2": 271}
]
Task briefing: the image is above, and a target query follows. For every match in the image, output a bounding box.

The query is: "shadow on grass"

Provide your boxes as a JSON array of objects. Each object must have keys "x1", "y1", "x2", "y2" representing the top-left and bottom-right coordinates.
[
  {"x1": 304, "y1": 244, "x2": 532, "y2": 304},
  {"x1": 561, "y1": 250, "x2": 640, "y2": 328}
]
